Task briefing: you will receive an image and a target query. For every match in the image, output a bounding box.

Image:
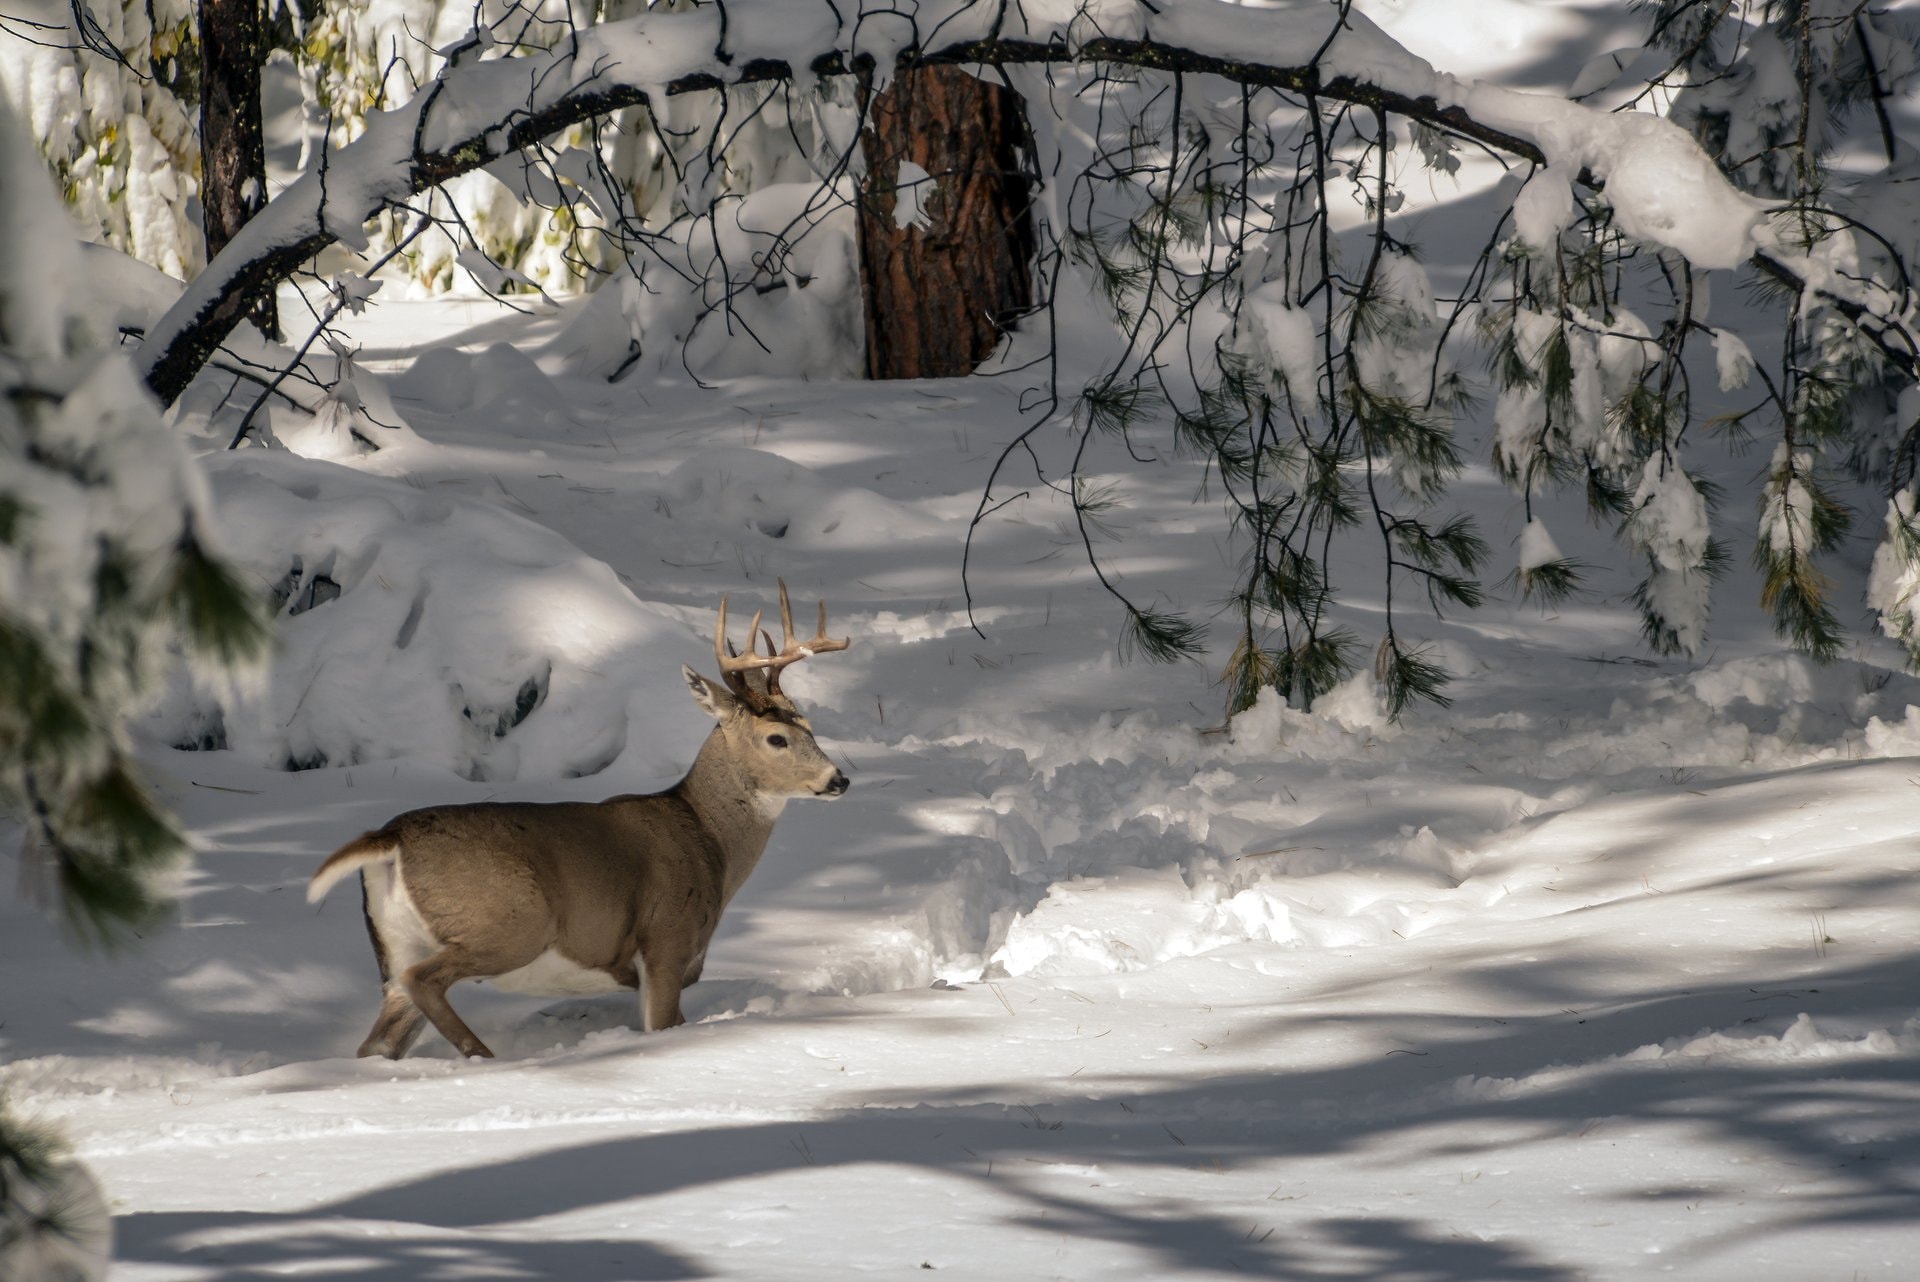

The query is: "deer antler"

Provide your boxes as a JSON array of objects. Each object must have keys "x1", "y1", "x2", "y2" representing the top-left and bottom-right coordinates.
[
  {"x1": 714, "y1": 596, "x2": 769, "y2": 700},
  {"x1": 765, "y1": 579, "x2": 850, "y2": 700},
  {"x1": 713, "y1": 581, "x2": 850, "y2": 705}
]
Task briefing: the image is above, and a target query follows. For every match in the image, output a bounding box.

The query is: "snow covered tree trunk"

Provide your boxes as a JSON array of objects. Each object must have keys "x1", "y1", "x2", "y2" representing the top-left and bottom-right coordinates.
[
  {"x1": 198, "y1": 0, "x2": 277, "y2": 337},
  {"x1": 857, "y1": 65, "x2": 1034, "y2": 380}
]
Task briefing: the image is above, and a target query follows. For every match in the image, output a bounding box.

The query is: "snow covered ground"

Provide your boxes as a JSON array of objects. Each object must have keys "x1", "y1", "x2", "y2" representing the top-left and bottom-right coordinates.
[
  {"x1": 7, "y1": 3, "x2": 1920, "y2": 1279},
  {"x1": 4, "y1": 291, "x2": 1918, "y2": 1278}
]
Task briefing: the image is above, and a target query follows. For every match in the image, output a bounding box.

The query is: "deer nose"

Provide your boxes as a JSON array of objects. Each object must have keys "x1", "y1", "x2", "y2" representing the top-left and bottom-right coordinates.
[{"x1": 823, "y1": 772, "x2": 850, "y2": 797}]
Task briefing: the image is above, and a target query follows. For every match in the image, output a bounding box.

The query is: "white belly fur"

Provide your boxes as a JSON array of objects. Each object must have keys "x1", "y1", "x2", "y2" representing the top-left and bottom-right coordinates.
[{"x1": 486, "y1": 950, "x2": 631, "y2": 996}]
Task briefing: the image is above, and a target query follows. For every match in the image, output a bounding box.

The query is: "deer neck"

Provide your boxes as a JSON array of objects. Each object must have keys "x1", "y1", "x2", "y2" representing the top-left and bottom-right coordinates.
[{"x1": 677, "y1": 728, "x2": 782, "y2": 897}]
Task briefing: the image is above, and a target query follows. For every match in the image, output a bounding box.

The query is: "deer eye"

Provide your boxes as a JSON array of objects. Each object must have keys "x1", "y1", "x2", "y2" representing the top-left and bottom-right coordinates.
[{"x1": 767, "y1": 733, "x2": 789, "y2": 749}]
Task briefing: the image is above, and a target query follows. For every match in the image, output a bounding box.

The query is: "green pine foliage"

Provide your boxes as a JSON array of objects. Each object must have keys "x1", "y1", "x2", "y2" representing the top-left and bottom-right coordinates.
[
  {"x1": 1754, "y1": 447, "x2": 1852, "y2": 660},
  {"x1": 1219, "y1": 634, "x2": 1284, "y2": 717},
  {"x1": 0, "y1": 1098, "x2": 111, "y2": 1282},
  {"x1": 1632, "y1": 537, "x2": 1733, "y2": 656},
  {"x1": 1130, "y1": 0, "x2": 1920, "y2": 723},
  {"x1": 1515, "y1": 558, "x2": 1588, "y2": 608},
  {"x1": 1375, "y1": 636, "x2": 1454, "y2": 718},
  {"x1": 1275, "y1": 628, "x2": 1361, "y2": 713},
  {"x1": 0, "y1": 97, "x2": 269, "y2": 948},
  {"x1": 1076, "y1": 379, "x2": 1166, "y2": 440},
  {"x1": 1119, "y1": 605, "x2": 1207, "y2": 664}
]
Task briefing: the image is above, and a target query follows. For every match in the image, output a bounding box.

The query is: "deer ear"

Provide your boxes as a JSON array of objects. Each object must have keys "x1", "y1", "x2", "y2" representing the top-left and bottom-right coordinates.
[{"x1": 683, "y1": 665, "x2": 735, "y2": 720}]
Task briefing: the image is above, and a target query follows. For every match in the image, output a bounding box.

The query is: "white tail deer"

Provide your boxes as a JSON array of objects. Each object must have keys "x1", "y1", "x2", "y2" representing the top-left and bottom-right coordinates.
[{"x1": 307, "y1": 581, "x2": 852, "y2": 1059}]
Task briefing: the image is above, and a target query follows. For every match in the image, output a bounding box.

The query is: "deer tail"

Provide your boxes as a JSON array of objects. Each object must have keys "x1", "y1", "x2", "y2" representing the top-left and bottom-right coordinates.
[{"x1": 308, "y1": 831, "x2": 400, "y2": 903}]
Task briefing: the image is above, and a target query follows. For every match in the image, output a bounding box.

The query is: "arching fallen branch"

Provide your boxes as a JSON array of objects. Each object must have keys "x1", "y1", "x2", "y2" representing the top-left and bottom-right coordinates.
[{"x1": 135, "y1": 0, "x2": 1918, "y2": 407}]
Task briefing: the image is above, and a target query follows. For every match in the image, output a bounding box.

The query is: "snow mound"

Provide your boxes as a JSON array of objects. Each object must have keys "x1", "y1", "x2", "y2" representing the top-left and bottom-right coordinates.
[
  {"x1": 146, "y1": 451, "x2": 701, "y2": 782},
  {"x1": 392, "y1": 341, "x2": 564, "y2": 415},
  {"x1": 990, "y1": 850, "x2": 1475, "y2": 979},
  {"x1": 1646, "y1": 1012, "x2": 1914, "y2": 1063},
  {"x1": 1452, "y1": 1013, "x2": 1920, "y2": 1108},
  {"x1": 663, "y1": 446, "x2": 946, "y2": 547},
  {"x1": 76, "y1": 241, "x2": 184, "y2": 334},
  {"x1": 392, "y1": 344, "x2": 481, "y2": 410},
  {"x1": 547, "y1": 183, "x2": 863, "y2": 382},
  {"x1": 992, "y1": 868, "x2": 1248, "y2": 977}
]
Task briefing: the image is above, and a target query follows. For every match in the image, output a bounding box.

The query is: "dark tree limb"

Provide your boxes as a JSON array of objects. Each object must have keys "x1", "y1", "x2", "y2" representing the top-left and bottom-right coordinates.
[{"x1": 135, "y1": 1, "x2": 1915, "y2": 407}]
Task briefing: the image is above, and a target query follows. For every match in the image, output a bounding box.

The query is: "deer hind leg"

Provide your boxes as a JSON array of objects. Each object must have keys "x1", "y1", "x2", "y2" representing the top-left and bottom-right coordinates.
[
  {"x1": 356, "y1": 864, "x2": 434, "y2": 1058},
  {"x1": 641, "y1": 938, "x2": 697, "y2": 1032},
  {"x1": 357, "y1": 987, "x2": 427, "y2": 1059}
]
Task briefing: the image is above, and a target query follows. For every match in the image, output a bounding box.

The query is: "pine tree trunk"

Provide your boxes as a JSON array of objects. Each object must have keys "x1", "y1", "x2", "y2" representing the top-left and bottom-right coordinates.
[
  {"x1": 857, "y1": 66, "x2": 1035, "y2": 380},
  {"x1": 199, "y1": 0, "x2": 277, "y2": 338}
]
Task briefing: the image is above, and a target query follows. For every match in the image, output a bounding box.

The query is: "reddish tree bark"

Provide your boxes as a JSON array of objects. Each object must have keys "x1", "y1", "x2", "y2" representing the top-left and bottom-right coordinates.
[{"x1": 857, "y1": 66, "x2": 1035, "y2": 380}]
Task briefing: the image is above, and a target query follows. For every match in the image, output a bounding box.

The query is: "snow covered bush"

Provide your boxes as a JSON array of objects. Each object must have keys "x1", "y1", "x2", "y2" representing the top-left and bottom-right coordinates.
[
  {"x1": 0, "y1": 0, "x2": 203, "y2": 280},
  {"x1": 0, "y1": 91, "x2": 265, "y2": 944},
  {"x1": 1621, "y1": 0, "x2": 1920, "y2": 664},
  {"x1": 152, "y1": 452, "x2": 696, "y2": 782},
  {"x1": 294, "y1": 0, "x2": 864, "y2": 297},
  {"x1": 299, "y1": 0, "x2": 610, "y2": 293}
]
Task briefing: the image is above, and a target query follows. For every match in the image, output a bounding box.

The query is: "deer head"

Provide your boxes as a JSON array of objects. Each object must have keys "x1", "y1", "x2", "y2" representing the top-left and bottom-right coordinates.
[{"x1": 681, "y1": 580, "x2": 851, "y2": 801}]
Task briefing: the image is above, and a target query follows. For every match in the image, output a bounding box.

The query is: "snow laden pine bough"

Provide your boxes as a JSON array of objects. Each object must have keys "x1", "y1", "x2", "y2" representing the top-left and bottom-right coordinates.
[{"x1": 306, "y1": 583, "x2": 853, "y2": 1060}]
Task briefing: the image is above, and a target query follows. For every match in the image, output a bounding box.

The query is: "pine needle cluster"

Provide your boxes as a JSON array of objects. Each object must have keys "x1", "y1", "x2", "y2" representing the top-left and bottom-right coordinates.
[
  {"x1": 1, "y1": 100, "x2": 268, "y2": 946},
  {"x1": 0, "y1": 1099, "x2": 111, "y2": 1282}
]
